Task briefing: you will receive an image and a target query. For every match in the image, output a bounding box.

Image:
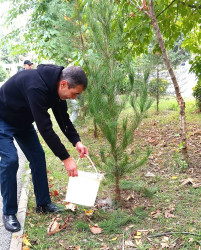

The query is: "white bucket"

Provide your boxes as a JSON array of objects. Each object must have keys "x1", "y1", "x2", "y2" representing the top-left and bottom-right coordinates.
[{"x1": 65, "y1": 155, "x2": 104, "y2": 207}]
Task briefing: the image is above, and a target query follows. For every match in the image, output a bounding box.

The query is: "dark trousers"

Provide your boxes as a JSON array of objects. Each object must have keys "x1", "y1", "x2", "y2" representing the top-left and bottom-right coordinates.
[{"x1": 0, "y1": 118, "x2": 51, "y2": 215}]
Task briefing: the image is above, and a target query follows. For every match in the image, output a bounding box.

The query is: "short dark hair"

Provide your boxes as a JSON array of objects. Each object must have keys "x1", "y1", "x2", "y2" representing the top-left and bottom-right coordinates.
[{"x1": 60, "y1": 66, "x2": 88, "y2": 90}]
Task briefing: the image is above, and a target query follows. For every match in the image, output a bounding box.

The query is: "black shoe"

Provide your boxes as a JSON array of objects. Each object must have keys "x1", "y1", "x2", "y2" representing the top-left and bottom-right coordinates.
[
  {"x1": 3, "y1": 215, "x2": 21, "y2": 232},
  {"x1": 36, "y1": 203, "x2": 63, "y2": 213}
]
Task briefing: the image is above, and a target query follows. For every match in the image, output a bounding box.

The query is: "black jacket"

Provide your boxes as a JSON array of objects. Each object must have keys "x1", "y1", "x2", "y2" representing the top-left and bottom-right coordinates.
[{"x1": 0, "y1": 64, "x2": 81, "y2": 160}]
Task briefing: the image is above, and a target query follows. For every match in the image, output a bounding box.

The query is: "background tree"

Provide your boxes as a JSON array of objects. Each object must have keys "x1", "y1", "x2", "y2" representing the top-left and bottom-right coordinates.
[
  {"x1": 149, "y1": 78, "x2": 169, "y2": 113},
  {"x1": 119, "y1": 0, "x2": 199, "y2": 163},
  {"x1": 0, "y1": 65, "x2": 7, "y2": 82},
  {"x1": 192, "y1": 80, "x2": 201, "y2": 112},
  {"x1": 1, "y1": 0, "x2": 89, "y2": 65}
]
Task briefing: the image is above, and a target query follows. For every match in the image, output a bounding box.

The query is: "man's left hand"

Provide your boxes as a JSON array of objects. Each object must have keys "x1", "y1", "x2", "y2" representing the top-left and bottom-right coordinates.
[{"x1": 75, "y1": 141, "x2": 89, "y2": 158}]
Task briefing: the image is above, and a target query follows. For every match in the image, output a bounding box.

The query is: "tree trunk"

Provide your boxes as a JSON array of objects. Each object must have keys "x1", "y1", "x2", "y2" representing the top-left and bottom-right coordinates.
[
  {"x1": 115, "y1": 172, "x2": 121, "y2": 202},
  {"x1": 156, "y1": 67, "x2": 159, "y2": 113},
  {"x1": 156, "y1": 93, "x2": 159, "y2": 113},
  {"x1": 93, "y1": 119, "x2": 98, "y2": 138},
  {"x1": 148, "y1": 0, "x2": 188, "y2": 162},
  {"x1": 114, "y1": 155, "x2": 121, "y2": 202}
]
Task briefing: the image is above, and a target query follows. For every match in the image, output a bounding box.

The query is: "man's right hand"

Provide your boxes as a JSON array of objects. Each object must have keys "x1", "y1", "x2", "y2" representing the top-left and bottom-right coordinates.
[{"x1": 62, "y1": 157, "x2": 78, "y2": 177}]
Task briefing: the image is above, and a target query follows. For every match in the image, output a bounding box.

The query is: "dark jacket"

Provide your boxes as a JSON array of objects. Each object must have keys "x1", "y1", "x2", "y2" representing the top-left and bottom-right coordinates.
[{"x1": 0, "y1": 64, "x2": 81, "y2": 160}]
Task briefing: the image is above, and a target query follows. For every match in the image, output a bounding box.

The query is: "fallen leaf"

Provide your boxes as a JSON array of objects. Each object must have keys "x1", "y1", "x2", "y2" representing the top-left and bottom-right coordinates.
[
  {"x1": 100, "y1": 243, "x2": 109, "y2": 249},
  {"x1": 134, "y1": 231, "x2": 142, "y2": 238},
  {"x1": 125, "y1": 224, "x2": 135, "y2": 231},
  {"x1": 126, "y1": 194, "x2": 134, "y2": 201},
  {"x1": 161, "y1": 242, "x2": 169, "y2": 248},
  {"x1": 134, "y1": 235, "x2": 141, "y2": 239},
  {"x1": 164, "y1": 209, "x2": 175, "y2": 218},
  {"x1": 83, "y1": 209, "x2": 93, "y2": 216},
  {"x1": 180, "y1": 178, "x2": 201, "y2": 188},
  {"x1": 161, "y1": 236, "x2": 169, "y2": 248},
  {"x1": 47, "y1": 217, "x2": 60, "y2": 235},
  {"x1": 148, "y1": 138, "x2": 156, "y2": 143},
  {"x1": 135, "y1": 239, "x2": 142, "y2": 246},
  {"x1": 151, "y1": 209, "x2": 161, "y2": 218},
  {"x1": 137, "y1": 229, "x2": 150, "y2": 236},
  {"x1": 22, "y1": 234, "x2": 32, "y2": 247},
  {"x1": 22, "y1": 247, "x2": 30, "y2": 250},
  {"x1": 125, "y1": 240, "x2": 136, "y2": 247},
  {"x1": 171, "y1": 176, "x2": 178, "y2": 179},
  {"x1": 180, "y1": 178, "x2": 194, "y2": 186},
  {"x1": 53, "y1": 190, "x2": 59, "y2": 196},
  {"x1": 110, "y1": 237, "x2": 118, "y2": 241},
  {"x1": 47, "y1": 216, "x2": 70, "y2": 235},
  {"x1": 65, "y1": 202, "x2": 77, "y2": 212},
  {"x1": 89, "y1": 224, "x2": 103, "y2": 234},
  {"x1": 145, "y1": 172, "x2": 156, "y2": 177}
]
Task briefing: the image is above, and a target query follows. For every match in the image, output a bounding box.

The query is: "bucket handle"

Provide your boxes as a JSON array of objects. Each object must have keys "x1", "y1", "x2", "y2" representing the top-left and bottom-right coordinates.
[{"x1": 77, "y1": 154, "x2": 98, "y2": 174}]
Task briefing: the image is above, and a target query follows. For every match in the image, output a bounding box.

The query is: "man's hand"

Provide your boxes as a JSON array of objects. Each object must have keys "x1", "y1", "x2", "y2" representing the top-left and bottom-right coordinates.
[
  {"x1": 63, "y1": 157, "x2": 78, "y2": 177},
  {"x1": 75, "y1": 141, "x2": 89, "y2": 158}
]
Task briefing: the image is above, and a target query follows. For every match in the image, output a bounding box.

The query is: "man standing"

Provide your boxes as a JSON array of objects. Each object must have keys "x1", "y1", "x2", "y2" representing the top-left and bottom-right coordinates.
[
  {"x1": 0, "y1": 64, "x2": 88, "y2": 232},
  {"x1": 18, "y1": 60, "x2": 33, "y2": 71}
]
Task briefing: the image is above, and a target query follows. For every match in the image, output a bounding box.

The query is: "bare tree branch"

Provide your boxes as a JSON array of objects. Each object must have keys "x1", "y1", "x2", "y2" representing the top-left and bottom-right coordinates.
[
  {"x1": 148, "y1": 231, "x2": 201, "y2": 238},
  {"x1": 129, "y1": 0, "x2": 151, "y2": 18},
  {"x1": 156, "y1": 0, "x2": 177, "y2": 18}
]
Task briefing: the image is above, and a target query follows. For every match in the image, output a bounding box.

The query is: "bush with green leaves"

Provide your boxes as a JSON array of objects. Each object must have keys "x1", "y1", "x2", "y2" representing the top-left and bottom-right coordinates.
[
  {"x1": 148, "y1": 78, "x2": 169, "y2": 112},
  {"x1": 0, "y1": 65, "x2": 7, "y2": 82},
  {"x1": 192, "y1": 80, "x2": 201, "y2": 111}
]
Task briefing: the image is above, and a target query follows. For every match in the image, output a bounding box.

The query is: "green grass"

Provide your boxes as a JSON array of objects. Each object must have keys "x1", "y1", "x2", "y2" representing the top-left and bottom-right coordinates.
[{"x1": 23, "y1": 96, "x2": 201, "y2": 249}]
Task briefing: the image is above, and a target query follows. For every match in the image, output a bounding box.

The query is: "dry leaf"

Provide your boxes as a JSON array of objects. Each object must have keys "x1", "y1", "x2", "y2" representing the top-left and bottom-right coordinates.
[
  {"x1": 83, "y1": 209, "x2": 93, "y2": 216},
  {"x1": 47, "y1": 217, "x2": 60, "y2": 235},
  {"x1": 161, "y1": 236, "x2": 169, "y2": 248},
  {"x1": 126, "y1": 194, "x2": 134, "y2": 201},
  {"x1": 125, "y1": 240, "x2": 136, "y2": 247},
  {"x1": 22, "y1": 234, "x2": 32, "y2": 247},
  {"x1": 89, "y1": 224, "x2": 103, "y2": 234},
  {"x1": 164, "y1": 208, "x2": 175, "y2": 218},
  {"x1": 22, "y1": 247, "x2": 30, "y2": 250},
  {"x1": 133, "y1": 230, "x2": 142, "y2": 239},
  {"x1": 151, "y1": 209, "x2": 161, "y2": 218},
  {"x1": 110, "y1": 237, "x2": 118, "y2": 241},
  {"x1": 125, "y1": 224, "x2": 135, "y2": 231},
  {"x1": 53, "y1": 190, "x2": 59, "y2": 196},
  {"x1": 135, "y1": 239, "x2": 142, "y2": 246},
  {"x1": 145, "y1": 172, "x2": 156, "y2": 177},
  {"x1": 47, "y1": 216, "x2": 70, "y2": 235},
  {"x1": 180, "y1": 178, "x2": 201, "y2": 188},
  {"x1": 180, "y1": 178, "x2": 194, "y2": 186},
  {"x1": 65, "y1": 202, "x2": 77, "y2": 212},
  {"x1": 100, "y1": 243, "x2": 109, "y2": 249},
  {"x1": 161, "y1": 242, "x2": 169, "y2": 248}
]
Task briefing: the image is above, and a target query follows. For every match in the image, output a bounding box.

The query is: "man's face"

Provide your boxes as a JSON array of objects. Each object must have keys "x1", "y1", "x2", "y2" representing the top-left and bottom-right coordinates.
[
  {"x1": 24, "y1": 64, "x2": 32, "y2": 70},
  {"x1": 58, "y1": 81, "x2": 84, "y2": 100}
]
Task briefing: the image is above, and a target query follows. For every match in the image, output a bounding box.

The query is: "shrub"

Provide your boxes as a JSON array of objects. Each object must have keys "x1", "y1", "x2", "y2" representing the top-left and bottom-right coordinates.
[
  {"x1": 0, "y1": 65, "x2": 7, "y2": 82},
  {"x1": 192, "y1": 80, "x2": 201, "y2": 111}
]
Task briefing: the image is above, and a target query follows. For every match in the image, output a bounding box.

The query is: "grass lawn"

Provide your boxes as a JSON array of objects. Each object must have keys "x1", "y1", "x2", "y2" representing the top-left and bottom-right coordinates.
[{"x1": 22, "y1": 97, "x2": 201, "y2": 249}]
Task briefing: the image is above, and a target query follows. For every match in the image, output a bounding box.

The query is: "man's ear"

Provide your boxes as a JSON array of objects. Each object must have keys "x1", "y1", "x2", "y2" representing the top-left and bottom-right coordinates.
[{"x1": 59, "y1": 80, "x2": 68, "y2": 89}]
